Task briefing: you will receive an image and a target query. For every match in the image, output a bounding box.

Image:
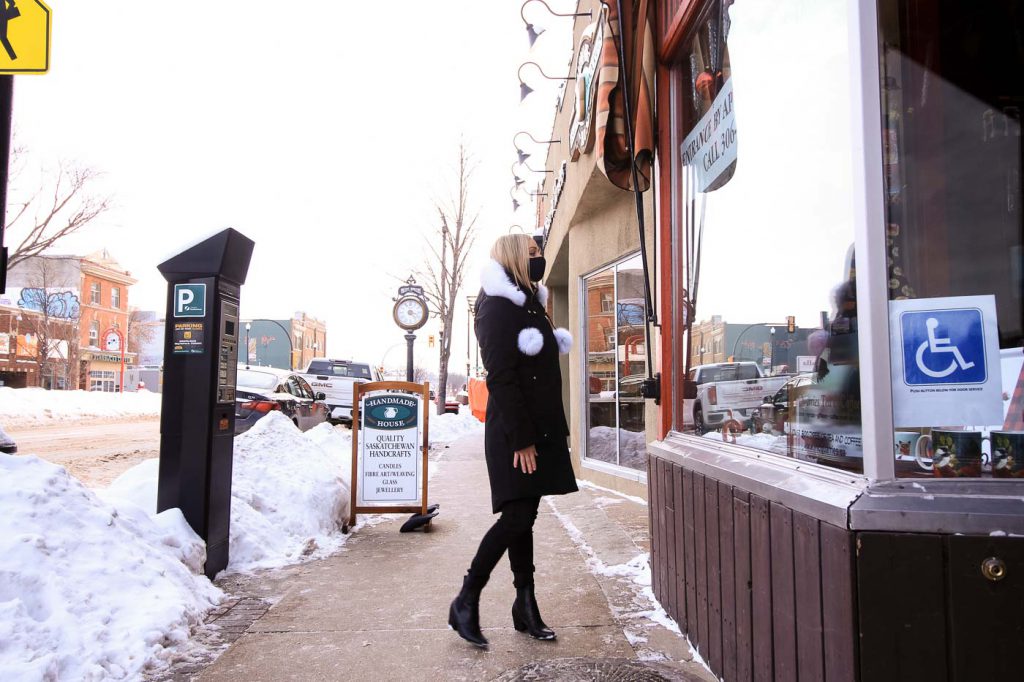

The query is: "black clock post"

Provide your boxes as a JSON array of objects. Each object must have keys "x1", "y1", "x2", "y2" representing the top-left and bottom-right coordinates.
[
  {"x1": 405, "y1": 331, "x2": 416, "y2": 382},
  {"x1": 392, "y1": 276, "x2": 428, "y2": 382}
]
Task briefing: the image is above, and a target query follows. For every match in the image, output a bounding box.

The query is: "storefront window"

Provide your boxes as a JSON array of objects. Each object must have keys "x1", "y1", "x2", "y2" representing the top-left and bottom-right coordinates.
[
  {"x1": 879, "y1": 0, "x2": 1023, "y2": 479},
  {"x1": 89, "y1": 370, "x2": 116, "y2": 392},
  {"x1": 672, "y1": 0, "x2": 864, "y2": 473},
  {"x1": 584, "y1": 254, "x2": 648, "y2": 471}
]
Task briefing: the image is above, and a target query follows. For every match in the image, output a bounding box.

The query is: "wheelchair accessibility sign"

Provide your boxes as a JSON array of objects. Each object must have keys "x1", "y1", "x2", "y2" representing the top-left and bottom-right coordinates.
[
  {"x1": 890, "y1": 295, "x2": 1002, "y2": 427},
  {"x1": 902, "y1": 308, "x2": 985, "y2": 385}
]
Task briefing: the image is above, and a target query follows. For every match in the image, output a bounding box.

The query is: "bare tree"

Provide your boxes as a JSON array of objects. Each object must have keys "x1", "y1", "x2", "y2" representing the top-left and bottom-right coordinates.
[
  {"x1": 419, "y1": 144, "x2": 479, "y2": 415},
  {"x1": 16, "y1": 258, "x2": 82, "y2": 389},
  {"x1": 6, "y1": 144, "x2": 112, "y2": 268},
  {"x1": 126, "y1": 308, "x2": 156, "y2": 359}
]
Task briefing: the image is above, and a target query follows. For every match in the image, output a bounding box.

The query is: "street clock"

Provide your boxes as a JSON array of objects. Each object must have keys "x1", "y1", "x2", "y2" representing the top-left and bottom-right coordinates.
[{"x1": 393, "y1": 295, "x2": 428, "y2": 331}]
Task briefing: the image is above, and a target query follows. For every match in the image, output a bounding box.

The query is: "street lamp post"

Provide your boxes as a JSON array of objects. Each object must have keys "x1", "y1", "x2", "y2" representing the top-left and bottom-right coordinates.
[
  {"x1": 769, "y1": 327, "x2": 776, "y2": 374},
  {"x1": 466, "y1": 295, "x2": 477, "y2": 379},
  {"x1": 244, "y1": 322, "x2": 251, "y2": 367}
]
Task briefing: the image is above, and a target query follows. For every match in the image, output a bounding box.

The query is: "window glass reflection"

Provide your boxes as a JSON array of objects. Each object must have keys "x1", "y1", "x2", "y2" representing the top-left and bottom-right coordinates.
[
  {"x1": 584, "y1": 256, "x2": 648, "y2": 470},
  {"x1": 673, "y1": 0, "x2": 864, "y2": 473},
  {"x1": 617, "y1": 256, "x2": 648, "y2": 471},
  {"x1": 879, "y1": 0, "x2": 1024, "y2": 479}
]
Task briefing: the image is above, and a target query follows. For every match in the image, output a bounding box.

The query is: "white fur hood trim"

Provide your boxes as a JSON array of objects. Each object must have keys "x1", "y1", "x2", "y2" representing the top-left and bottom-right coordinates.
[
  {"x1": 553, "y1": 328, "x2": 573, "y2": 354},
  {"x1": 518, "y1": 328, "x2": 544, "y2": 356},
  {"x1": 481, "y1": 259, "x2": 526, "y2": 306},
  {"x1": 536, "y1": 283, "x2": 548, "y2": 307},
  {"x1": 481, "y1": 259, "x2": 547, "y2": 308}
]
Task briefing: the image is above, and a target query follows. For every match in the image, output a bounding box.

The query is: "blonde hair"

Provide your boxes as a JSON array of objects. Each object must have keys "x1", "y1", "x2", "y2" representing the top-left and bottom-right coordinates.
[{"x1": 490, "y1": 234, "x2": 535, "y2": 293}]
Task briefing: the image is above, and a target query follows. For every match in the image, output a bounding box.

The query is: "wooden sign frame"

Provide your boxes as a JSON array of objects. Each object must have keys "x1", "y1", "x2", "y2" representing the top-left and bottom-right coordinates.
[{"x1": 349, "y1": 381, "x2": 430, "y2": 528}]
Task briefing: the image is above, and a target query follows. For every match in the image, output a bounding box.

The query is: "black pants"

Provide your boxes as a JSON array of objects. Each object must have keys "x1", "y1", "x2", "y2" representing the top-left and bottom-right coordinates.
[{"x1": 467, "y1": 496, "x2": 541, "y2": 590}]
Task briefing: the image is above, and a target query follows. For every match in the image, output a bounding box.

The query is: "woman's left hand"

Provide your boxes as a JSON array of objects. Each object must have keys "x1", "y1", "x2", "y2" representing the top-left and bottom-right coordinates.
[{"x1": 513, "y1": 445, "x2": 539, "y2": 474}]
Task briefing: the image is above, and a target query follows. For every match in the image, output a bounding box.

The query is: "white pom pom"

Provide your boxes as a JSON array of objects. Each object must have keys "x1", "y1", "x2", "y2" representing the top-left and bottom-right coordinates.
[
  {"x1": 553, "y1": 328, "x2": 573, "y2": 354},
  {"x1": 517, "y1": 327, "x2": 544, "y2": 356}
]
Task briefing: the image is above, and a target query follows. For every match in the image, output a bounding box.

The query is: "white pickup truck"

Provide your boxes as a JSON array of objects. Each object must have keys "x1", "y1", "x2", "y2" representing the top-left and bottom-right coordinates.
[
  {"x1": 683, "y1": 361, "x2": 789, "y2": 434},
  {"x1": 299, "y1": 358, "x2": 383, "y2": 423}
]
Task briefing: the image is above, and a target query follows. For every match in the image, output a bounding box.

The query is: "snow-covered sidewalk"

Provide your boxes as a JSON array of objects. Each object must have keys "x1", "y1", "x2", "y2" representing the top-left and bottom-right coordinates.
[{"x1": 1, "y1": 408, "x2": 483, "y2": 681}]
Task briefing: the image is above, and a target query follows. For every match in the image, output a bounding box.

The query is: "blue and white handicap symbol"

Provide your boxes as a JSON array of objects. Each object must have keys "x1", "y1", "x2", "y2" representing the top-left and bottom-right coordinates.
[{"x1": 900, "y1": 308, "x2": 987, "y2": 385}]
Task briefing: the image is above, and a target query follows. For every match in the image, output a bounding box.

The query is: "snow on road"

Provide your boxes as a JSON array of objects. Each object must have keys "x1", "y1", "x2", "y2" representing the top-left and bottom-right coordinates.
[{"x1": 0, "y1": 387, "x2": 161, "y2": 429}]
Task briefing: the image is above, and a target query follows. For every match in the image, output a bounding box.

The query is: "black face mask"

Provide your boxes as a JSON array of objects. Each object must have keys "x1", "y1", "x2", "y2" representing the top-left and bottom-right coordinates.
[{"x1": 529, "y1": 256, "x2": 546, "y2": 282}]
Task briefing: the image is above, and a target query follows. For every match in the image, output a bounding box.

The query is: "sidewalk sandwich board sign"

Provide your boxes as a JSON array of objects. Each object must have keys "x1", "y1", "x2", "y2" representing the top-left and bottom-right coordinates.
[{"x1": 349, "y1": 381, "x2": 432, "y2": 529}]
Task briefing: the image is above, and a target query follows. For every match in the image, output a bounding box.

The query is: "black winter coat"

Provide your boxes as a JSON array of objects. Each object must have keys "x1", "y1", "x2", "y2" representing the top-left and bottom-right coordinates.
[{"x1": 475, "y1": 259, "x2": 578, "y2": 513}]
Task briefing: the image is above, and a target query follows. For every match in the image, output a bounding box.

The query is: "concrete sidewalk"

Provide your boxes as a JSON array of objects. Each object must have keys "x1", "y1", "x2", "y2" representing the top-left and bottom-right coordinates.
[{"x1": 196, "y1": 434, "x2": 715, "y2": 681}]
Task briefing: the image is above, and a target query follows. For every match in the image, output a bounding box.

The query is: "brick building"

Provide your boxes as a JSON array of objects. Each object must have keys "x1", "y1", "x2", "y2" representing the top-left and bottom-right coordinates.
[{"x1": 4, "y1": 250, "x2": 137, "y2": 390}]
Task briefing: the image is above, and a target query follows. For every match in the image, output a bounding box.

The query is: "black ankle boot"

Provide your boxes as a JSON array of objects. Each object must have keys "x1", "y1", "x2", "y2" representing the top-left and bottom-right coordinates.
[
  {"x1": 449, "y1": 576, "x2": 488, "y2": 648},
  {"x1": 511, "y1": 584, "x2": 555, "y2": 640}
]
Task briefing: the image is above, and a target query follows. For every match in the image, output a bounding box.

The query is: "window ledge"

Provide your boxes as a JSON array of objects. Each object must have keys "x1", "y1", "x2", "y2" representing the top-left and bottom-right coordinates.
[
  {"x1": 581, "y1": 456, "x2": 648, "y2": 484},
  {"x1": 649, "y1": 431, "x2": 868, "y2": 528},
  {"x1": 850, "y1": 479, "x2": 1024, "y2": 535}
]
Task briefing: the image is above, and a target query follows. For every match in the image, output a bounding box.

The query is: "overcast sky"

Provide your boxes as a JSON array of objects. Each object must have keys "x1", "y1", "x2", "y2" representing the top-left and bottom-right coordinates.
[{"x1": 8, "y1": 1, "x2": 574, "y2": 374}]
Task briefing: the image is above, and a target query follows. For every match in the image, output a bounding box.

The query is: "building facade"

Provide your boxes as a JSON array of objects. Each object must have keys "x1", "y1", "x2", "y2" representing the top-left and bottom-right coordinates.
[
  {"x1": 242, "y1": 312, "x2": 326, "y2": 370},
  {"x1": 531, "y1": 1, "x2": 1024, "y2": 679},
  {"x1": 4, "y1": 250, "x2": 137, "y2": 390},
  {"x1": 533, "y1": 0, "x2": 658, "y2": 496}
]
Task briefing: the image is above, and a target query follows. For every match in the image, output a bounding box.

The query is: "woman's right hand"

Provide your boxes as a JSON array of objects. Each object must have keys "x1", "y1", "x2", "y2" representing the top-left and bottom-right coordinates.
[{"x1": 513, "y1": 445, "x2": 538, "y2": 474}]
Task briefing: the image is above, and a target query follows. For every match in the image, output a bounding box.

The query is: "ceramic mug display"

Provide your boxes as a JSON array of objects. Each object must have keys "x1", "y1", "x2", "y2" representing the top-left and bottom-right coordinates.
[
  {"x1": 915, "y1": 430, "x2": 987, "y2": 477},
  {"x1": 895, "y1": 431, "x2": 921, "y2": 458},
  {"x1": 991, "y1": 431, "x2": 1024, "y2": 478}
]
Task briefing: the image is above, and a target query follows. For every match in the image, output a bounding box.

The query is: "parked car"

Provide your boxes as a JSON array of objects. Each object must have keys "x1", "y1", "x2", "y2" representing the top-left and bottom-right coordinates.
[
  {"x1": 0, "y1": 423, "x2": 16, "y2": 454},
  {"x1": 751, "y1": 373, "x2": 816, "y2": 434},
  {"x1": 683, "y1": 361, "x2": 789, "y2": 434},
  {"x1": 429, "y1": 389, "x2": 460, "y2": 414},
  {"x1": 235, "y1": 366, "x2": 329, "y2": 434},
  {"x1": 298, "y1": 358, "x2": 383, "y2": 423}
]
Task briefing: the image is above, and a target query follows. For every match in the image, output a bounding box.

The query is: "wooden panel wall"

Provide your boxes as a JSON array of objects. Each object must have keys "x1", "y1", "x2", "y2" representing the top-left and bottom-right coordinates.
[{"x1": 649, "y1": 453, "x2": 858, "y2": 681}]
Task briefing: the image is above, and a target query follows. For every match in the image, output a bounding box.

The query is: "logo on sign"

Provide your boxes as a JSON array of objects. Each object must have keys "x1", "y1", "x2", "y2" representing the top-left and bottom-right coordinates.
[
  {"x1": 364, "y1": 395, "x2": 418, "y2": 430},
  {"x1": 173, "y1": 283, "x2": 206, "y2": 318},
  {"x1": 900, "y1": 308, "x2": 986, "y2": 385}
]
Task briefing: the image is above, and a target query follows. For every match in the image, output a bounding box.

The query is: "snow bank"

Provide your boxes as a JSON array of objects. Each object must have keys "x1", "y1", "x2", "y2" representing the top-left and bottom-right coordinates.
[
  {"x1": 0, "y1": 454, "x2": 221, "y2": 681},
  {"x1": 227, "y1": 413, "x2": 352, "y2": 571},
  {"x1": 429, "y1": 409, "x2": 484, "y2": 445},
  {"x1": 587, "y1": 426, "x2": 648, "y2": 469},
  {"x1": 103, "y1": 413, "x2": 354, "y2": 574},
  {"x1": 702, "y1": 429, "x2": 785, "y2": 452},
  {"x1": 0, "y1": 387, "x2": 161, "y2": 429}
]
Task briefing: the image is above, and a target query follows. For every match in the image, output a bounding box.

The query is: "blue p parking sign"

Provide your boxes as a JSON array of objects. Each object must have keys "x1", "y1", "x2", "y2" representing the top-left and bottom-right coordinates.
[
  {"x1": 173, "y1": 283, "x2": 206, "y2": 318},
  {"x1": 900, "y1": 308, "x2": 986, "y2": 385}
]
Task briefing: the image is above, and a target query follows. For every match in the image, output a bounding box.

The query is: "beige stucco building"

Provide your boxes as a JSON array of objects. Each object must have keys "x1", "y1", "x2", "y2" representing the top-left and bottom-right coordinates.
[{"x1": 528, "y1": 0, "x2": 659, "y2": 499}]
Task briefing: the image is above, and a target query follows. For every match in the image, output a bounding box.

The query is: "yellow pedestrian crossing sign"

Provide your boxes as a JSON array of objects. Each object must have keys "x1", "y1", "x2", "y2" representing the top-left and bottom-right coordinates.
[{"x1": 0, "y1": 0, "x2": 50, "y2": 74}]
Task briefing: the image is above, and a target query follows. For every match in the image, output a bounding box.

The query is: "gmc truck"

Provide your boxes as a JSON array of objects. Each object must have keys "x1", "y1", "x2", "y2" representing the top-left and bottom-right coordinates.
[
  {"x1": 298, "y1": 358, "x2": 383, "y2": 423},
  {"x1": 683, "y1": 361, "x2": 788, "y2": 434}
]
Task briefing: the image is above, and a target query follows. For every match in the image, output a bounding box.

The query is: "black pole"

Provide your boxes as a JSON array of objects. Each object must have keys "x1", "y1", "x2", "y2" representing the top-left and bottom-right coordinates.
[
  {"x1": 0, "y1": 75, "x2": 13, "y2": 293},
  {"x1": 610, "y1": 2, "x2": 658, "y2": 400},
  {"x1": 405, "y1": 332, "x2": 415, "y2": 382}
]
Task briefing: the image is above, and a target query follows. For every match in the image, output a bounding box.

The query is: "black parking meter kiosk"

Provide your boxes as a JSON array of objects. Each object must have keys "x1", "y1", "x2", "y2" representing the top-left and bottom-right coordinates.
[{"x1": 156, "y1": 228, "x2": 254, "y2": 579}]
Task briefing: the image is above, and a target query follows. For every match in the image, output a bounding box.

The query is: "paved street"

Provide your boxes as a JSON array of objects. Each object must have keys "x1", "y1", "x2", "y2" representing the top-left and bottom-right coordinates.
[
  {"x1": 189, "y1": 433, "x2": 715, "y2": 682},
  {"x1": 8, "y1": 417, "x2": 159, "y2": 488}
]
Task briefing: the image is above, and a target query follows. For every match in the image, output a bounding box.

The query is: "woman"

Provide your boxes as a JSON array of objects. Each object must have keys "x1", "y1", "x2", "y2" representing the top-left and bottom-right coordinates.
[{"x1": 448, "y1": 234, "x2": 577, "y2": 649}]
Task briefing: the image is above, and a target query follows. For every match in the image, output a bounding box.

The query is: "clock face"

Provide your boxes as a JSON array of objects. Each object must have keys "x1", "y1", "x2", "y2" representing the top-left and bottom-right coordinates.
[
  {"x1": 394, "y1": 297, "x2": 427, "y2": 330},
  {"x1": 104, "y1": 332, "x2": 121, "y2": 351}
]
